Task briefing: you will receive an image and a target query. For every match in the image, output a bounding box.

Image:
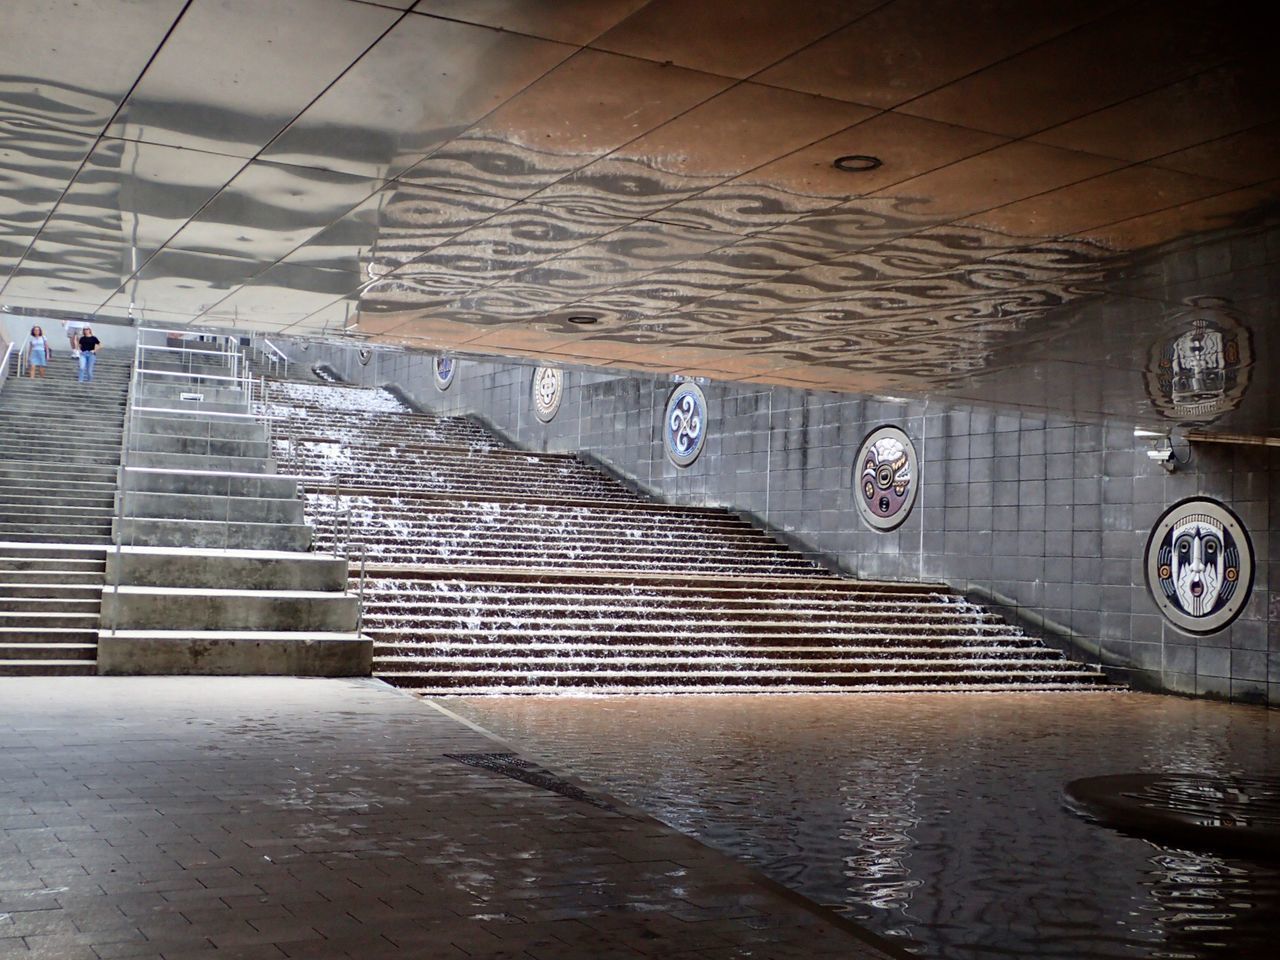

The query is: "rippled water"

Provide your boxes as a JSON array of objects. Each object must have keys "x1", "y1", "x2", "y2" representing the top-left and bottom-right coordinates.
[{"x1": 445, "y1": 692, "x2": 1280, "y2": 960}]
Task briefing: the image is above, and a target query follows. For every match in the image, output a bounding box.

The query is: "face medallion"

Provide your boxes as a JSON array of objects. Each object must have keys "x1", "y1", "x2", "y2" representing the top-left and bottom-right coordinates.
[
  {"x1": 1146, "y1": 499, "x2": 1252, "y2": 634},
  {"x1": 853, "y1": 426, "x2": 919, "y2": 532},
  {"x1": 1144, "y1": 297, "x2": 1251, "y2": 426}
]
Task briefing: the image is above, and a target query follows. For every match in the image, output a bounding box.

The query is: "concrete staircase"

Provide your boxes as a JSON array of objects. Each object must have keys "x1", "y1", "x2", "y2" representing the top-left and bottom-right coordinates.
[
  {"x1": 0, "y1": 352, "x2": 130, "y2": 543},
  {"x1": 0, "y1": 351, "x2": 131, "y2": 675},
  {"x1": 99, "y1": 335, "x2": 369, "y2": 676},
  {"x1": 265, "y1": 379, "x2": 1110, "y2": 694}
]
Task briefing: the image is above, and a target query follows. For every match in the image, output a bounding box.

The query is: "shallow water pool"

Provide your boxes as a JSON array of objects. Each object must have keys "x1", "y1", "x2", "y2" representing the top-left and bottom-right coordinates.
[{"x1": 446, "y1": 692, "x2": 1280, "y2": 959}]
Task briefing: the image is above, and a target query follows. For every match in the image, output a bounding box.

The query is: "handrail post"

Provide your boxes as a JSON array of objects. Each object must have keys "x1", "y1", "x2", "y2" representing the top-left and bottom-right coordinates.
[
  {"x1": 331, "y1": 476, "x2": 340, "y2": 555},
  {"x1": 355, "y1": 543, "x2": 367, "y2": 634}
]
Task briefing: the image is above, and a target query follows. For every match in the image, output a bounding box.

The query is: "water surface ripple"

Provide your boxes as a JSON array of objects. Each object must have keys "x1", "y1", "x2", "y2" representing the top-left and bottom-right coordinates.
[{"x1": 447, "y1": 692, "x2": 1280, "y2": 959}]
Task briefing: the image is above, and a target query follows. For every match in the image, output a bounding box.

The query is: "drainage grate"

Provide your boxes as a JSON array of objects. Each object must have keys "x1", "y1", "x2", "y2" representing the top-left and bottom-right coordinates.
[{"x1": 445, "y1": 752, "x2": 616, "y2": 811}]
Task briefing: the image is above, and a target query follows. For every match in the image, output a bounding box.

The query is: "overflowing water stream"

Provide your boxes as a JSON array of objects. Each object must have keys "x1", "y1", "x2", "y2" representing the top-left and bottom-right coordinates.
[{"x1": 447, "y1": 691, "x2": 1279, "y2": 959}]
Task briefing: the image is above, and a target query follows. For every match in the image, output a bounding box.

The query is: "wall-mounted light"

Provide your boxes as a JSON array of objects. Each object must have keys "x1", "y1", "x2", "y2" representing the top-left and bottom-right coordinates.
[{"x1": 1135, "y1": 426, "x2": 1189, "y2": 473}]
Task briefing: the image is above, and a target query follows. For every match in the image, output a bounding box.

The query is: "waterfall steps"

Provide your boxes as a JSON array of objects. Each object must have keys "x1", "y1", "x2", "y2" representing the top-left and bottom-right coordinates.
[{"x1": 264, "y1": 379, "x2": 1111, "y2": 695}]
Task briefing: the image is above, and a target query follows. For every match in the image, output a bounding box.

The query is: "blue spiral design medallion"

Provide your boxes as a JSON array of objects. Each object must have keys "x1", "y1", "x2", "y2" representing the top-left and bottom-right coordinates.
[
  {"x1": 532, "y1": 366, "x2": 563, "y2": 422},
  {"x1": 433, "y1": 355, "x2": 455, "y2": 391},
  {"x1": 664, "y1": 382, "x2": 708, "y2": 467}
]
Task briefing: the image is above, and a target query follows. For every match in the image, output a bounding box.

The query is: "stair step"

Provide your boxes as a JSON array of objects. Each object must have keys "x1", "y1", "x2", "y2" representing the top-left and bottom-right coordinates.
[
  {"x1": 378, "y1": 669, "x2": 1108, "y2": 686},
  {"x1": 0, "y1": 660, "x2": 97, "y2": 675},
  {"x1": 0, "y1": 583, "x2": 103, "y2": 599},
  {"x1": 0, "y1": 643, "x2": 97, "y2": 660},
  {"x1": 399, "y1": 682, "x2": 1113, "y2": 695}
]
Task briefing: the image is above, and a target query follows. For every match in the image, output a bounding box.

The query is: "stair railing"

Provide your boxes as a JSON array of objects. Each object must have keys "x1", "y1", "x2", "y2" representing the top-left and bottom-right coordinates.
[
  {"x1": 257, "y1": 338, "x2": 289, "y2": 379},
  {"x1": 352, "y1": 541, "x2": 368, "y2": 635},
  {"x1": 109, "y1": 335, "x2": 144, "y2": 630},
  {"x1": 0, "y1": 341, "x2": 13, "y2": 390}
]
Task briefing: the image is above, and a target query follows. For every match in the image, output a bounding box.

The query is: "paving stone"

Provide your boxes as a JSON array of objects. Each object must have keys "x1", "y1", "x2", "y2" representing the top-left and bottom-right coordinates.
[{"x1": 0, "y1": 677, "x2": 897, "y2": 960}]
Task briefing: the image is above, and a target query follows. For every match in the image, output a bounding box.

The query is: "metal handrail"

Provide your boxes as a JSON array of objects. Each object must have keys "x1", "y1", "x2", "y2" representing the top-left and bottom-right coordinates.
[
  {"x1": 13, "y1": 335, "x2": 31, "y2": 378},
  {"x1": 352, "y1": 541, "x2": 368, "y2": 634},
  {"x1": 0, "y1": 341, "x2": 13, "y2": 387},
  {"x1": 132, "y1": 331, "x2": 255, "y2": 418},
  {"x1": 109, "y1": 334, "x2": 144, "y2": 628},
  {"x1": 258, "y1": 338, "x2": 289, "y2": 379}
]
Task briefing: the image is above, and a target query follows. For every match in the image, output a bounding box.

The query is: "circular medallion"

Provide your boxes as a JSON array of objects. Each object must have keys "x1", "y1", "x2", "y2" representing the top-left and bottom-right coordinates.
[
  {"x1": 433, "y1": 355, "x2": 455, "y2": 391},
  {"x1": 1143, "y1": 297, "x2": 1252, "y2": 426},
  {"x1": 357, "y1": 347, "x2": 371, "y2": 366},
  {"x1": 531, "y1": 366, "x2": 563, "y2": 423},
  {"x1": 1145, "y1": 497, "x2": 1253, "y2": 635},
  {"x1": 663, "y1": 382, "x2": 708, "y2": 468},
  {"x1": 852, "y1": 426, "x2": 919, "y2": 531}
]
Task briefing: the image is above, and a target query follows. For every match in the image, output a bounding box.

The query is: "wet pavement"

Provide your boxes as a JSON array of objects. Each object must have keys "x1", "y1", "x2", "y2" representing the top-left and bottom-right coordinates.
[
  {"x1": 447, "y1": 692, "x2": 1280, "y2": 960},
  {"x1": 0, "y1": 678, "x2": 897, "y2": 960}
]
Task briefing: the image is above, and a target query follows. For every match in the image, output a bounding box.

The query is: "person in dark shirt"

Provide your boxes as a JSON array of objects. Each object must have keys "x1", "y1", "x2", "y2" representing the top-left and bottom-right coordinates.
[{"x1": 78, "y1": 326, "x2": 100, "y2": 382}]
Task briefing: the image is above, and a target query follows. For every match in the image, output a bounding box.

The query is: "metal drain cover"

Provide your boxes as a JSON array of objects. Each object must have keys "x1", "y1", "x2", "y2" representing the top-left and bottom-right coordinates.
[{"x1": 446, "y1": 752, "x2": 616, "y2": 812}]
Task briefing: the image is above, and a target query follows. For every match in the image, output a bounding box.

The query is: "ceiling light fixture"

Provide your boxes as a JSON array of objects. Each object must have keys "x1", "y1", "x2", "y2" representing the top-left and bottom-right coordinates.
[
  {"x1": 566, "y1": 315, "x2": 599, "y2": 325},
  {"x1": 833, "y1": 154, "x2": 882, "y2": 172}
]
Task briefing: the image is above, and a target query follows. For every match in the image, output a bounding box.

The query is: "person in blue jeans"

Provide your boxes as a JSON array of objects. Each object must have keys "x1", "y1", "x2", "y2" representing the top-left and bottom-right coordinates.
[{"x1": 78, "y1": 326, "x2": 100, "y2": 382}]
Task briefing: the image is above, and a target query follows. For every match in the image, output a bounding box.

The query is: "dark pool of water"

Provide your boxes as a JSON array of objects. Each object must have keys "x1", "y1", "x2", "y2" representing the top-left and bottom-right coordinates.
[{"x1": 446, "y1": 692, "x2": 1280, "y2": 960}]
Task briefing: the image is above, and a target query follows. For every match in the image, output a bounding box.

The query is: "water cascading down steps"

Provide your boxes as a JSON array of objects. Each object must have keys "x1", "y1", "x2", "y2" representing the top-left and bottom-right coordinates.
[
  {"x1": 0, "y1": 351, "x2": 131, "y2": 674},
  {"x1": 264, "y1": 378, "x2": 1111, "y2": 694}
]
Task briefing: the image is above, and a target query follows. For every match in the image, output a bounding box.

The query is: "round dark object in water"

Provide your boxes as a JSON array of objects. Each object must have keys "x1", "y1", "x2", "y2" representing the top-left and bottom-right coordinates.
[{"x1": 1064, "y1": 773, "x2": 1280, "y2": 862}]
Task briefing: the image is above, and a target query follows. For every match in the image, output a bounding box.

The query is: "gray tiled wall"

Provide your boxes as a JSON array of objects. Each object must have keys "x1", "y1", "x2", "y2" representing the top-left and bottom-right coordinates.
[{"x1": 296, "y1": 342, "x2": 1279, "y2": 708}]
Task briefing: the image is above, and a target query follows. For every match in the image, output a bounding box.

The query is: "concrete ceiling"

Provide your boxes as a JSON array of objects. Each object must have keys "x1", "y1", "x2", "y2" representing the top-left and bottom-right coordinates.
[{"x1": 2, "y1": 0, "x2": 1277, "y2": 436}]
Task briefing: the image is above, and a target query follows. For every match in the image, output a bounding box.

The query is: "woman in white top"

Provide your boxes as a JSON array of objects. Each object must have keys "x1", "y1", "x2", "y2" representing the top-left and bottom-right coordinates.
[{"x1": 64, "y1": 319, "x2": 85, "y2": 354}]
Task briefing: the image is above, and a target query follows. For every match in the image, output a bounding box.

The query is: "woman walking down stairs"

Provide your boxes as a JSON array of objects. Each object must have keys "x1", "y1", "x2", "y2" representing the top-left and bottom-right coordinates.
[{"x1": 0, "y1": 350, "x2": 132, "y2": 675}]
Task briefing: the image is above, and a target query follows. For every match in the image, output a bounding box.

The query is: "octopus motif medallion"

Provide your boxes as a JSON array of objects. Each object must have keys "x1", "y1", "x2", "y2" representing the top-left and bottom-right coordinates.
[
  {"x1": 853, "y1": 426, "x2": 919, "y2": 531},
  {"x1": 664, "y1": 382, "x2": 708, "y2": 467},
  {"x1": 434, "y1": 355, "x2": 455, "y2": 391},
  {"x1": 532, "y1": 366, "x2": 563, "y2": 422},
  {"x1": 1145, "y1": 498, "x2": 1253, "y2": 634}
]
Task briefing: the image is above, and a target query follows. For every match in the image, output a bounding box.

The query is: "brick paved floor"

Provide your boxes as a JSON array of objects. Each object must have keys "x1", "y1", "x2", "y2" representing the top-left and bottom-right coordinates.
[{"x1": 0, "y1": 678, "x2": 898, "y2": 960}]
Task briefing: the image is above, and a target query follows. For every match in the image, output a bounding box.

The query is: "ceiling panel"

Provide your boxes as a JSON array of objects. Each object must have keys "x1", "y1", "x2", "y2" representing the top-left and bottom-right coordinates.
[
  {"x1": 261, "y1": 15, "x2": 575, "y2": 181},
  {"x1": 591, "y1": 0, "x2": 881, "y2": 79},
  {"x1": 398, "y1": 50, "x2": 731, "y2": 199},
  {"x1": 2, "y1": 0, "x2": 186, "y2": 136},
  {"x1": 153, "y1": 160, "x2": 385, "y2": 266},
  {"x1": 1030, "y1": 57, "x2": 1279, "y2": 162},
  {"x1": 0, "y1": 123, "x2": 98, "y2": 280},
  {"x1": 409, "y1": 0, "x2": 650, "y2": 45},
  {"x1": 106, "y1": 0, "x2": 399, "y2": 157},
  {"x1": 899, "y1": 1, "x2": 1247, "y2": 137},
  {"x1": 756, "y1": 0, "x2": 1110, "y2": 107},
  {"x1": 869, "y1": 141, "x2": 1123, "y2": 222},
  {"x1": 6, "y1": 138, "x2": 248, "y2": 308},
  {"x1": 1151, "y1": 121, "x2": 1280, "y2": 187}
]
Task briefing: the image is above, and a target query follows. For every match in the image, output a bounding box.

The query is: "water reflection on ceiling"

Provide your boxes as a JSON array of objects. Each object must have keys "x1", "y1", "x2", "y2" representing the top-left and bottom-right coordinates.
[{"x1": 0, "y1": 1, "x2": 1276, "y2": 435}]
